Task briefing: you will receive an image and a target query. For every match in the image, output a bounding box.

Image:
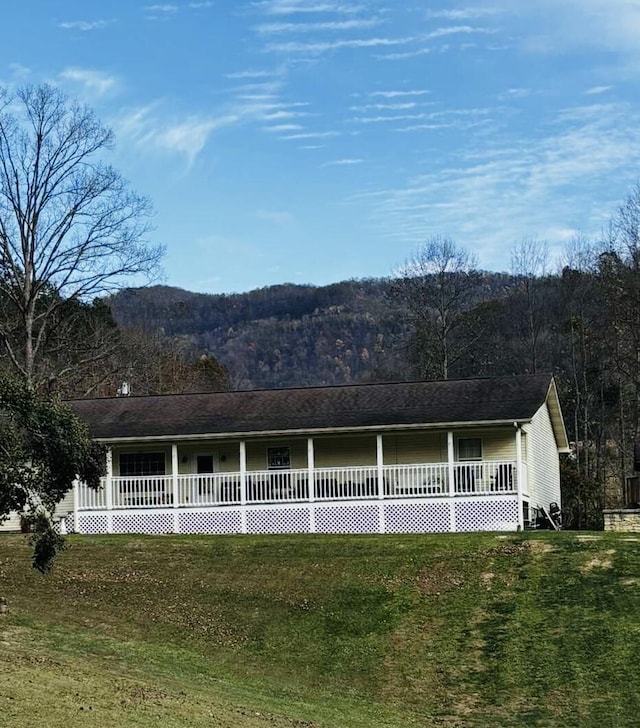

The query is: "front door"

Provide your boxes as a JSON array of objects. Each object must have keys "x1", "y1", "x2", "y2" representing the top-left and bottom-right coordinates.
[
  {"x1": 196, "y1": 454, "x2": 217, "y2": 500},
  {"x1": 197, "y1": 454, "x2": 215, "y2": 474}
]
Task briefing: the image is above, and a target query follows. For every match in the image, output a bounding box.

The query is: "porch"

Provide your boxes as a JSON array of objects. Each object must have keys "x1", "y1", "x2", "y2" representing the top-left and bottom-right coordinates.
[{"x1": 71, "y1": 457, "x2": 528, "y2": 535}]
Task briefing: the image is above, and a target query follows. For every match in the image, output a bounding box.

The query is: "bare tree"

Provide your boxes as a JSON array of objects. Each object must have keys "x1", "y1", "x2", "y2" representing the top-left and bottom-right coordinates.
[
  {"x1": 508, "y1": 237, "x2": 551, "y2": 374},
  {"x1": 0, "y1": 84, "x2": 163, "y2": 387},
  {"x1": 598, "y1": 184, "x2": 640, "y2": 492},
  {"x1": 391, "y1": 235, "x2": 483, "y2": 379}
]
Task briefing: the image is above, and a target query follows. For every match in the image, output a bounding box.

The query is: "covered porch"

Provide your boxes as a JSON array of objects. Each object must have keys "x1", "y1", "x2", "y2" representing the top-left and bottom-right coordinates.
[{"x1": 71, "y1": 428, "x2": 529, "y2": 535}]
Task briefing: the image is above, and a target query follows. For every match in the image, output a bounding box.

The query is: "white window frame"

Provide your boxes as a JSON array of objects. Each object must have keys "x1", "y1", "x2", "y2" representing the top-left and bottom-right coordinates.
[{"x1": 267, "y1": 446, "x2": 291, "y2": 470}]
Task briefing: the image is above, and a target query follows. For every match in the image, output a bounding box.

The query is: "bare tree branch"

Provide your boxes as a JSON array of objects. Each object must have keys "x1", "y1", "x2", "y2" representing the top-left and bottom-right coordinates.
[{"x1": 0, "y1": 84, "x2": 164, "y2": 385}]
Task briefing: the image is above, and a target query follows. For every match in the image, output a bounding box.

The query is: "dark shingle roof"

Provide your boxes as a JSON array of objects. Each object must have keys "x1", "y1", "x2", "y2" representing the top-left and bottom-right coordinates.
[{"x1": 68, "y1": 374, "x2": 554, "y2": 441}]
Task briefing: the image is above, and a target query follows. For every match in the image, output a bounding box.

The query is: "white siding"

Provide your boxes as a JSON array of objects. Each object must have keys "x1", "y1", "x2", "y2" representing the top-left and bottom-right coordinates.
[
  {"x1": 1, "y1": 489, "x2": 76, "y2": 533},
  {"x1": 523, "y1": 403, "x2": 561, "y2": 512},
  {"x1": 0, "y1": 512, "x2": 22, "y2": 532},
  {"x1": 314, "y1": 435, "x2": 376, "y2": 467},
  {"x1": 382, "y1": 432, "x2": 445, "y2": 464},
  {"x1": 452, "y1": 428, "x2": 517, "y2": 461},
  {"x1": 54, "y1": 490, "x2": 75, "y2": 519}
]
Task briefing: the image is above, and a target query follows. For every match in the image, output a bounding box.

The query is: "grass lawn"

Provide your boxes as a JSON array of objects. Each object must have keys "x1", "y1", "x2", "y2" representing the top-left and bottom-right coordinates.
[{"x1": 1, "y1": 531, "x2": 640, "y2": 726}]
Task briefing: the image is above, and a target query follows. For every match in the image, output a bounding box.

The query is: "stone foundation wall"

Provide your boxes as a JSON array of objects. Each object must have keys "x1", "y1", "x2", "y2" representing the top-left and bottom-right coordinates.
[{"x1": 603, "y1": 509, "x2": 640, "y2": 532}]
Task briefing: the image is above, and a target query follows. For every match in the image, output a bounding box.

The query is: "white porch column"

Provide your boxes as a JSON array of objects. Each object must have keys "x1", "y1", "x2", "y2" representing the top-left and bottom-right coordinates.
[
  {"x1": 105, "y1": 447, "x2": 113, "y2": 534},
  {"x1": 171, "y1": 443, "x2": 180, "y2": 534},
  {"x1": 72, "y1": 478, "x2": 79, "y2": 534},
  {"x1": 515, "y1": 426, "x2": 524, "y2": 530},
  {"x1": 376, "y1": 434, "x2": 385, "y2": 534},
  {"x1": 307, "y1": 437, "x2": 316, "y2": 533},
  {"x1": 239, "y1": 441, "x2": 247, "y2": 534},
  {"x1": 447, "y1": 431, "x2": 456, "y2": 532}
]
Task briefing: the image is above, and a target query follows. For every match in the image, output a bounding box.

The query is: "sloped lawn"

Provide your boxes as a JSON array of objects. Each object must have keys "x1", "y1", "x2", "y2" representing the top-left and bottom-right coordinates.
[{"x1": 1, "y1": 532, "x2": 639, "y2": 727}]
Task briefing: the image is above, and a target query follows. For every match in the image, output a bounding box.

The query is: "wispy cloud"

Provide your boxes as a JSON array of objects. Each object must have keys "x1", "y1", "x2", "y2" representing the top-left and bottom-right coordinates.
[
  {"x1": 505, "y1": 88, "x2": 532, "y2": 98},
  {"x1": 369, "y1": 90, "x2": 430, "y2": 98},
  {"x1": 322, "y1": 158, "x2": 363, "y2": 166},
  {"x1": 264, "y1": 123, "x2": 304, "y2": 132},
  {"x1": 115, "y1": 105, "x2": 238, "y2": 165},
  {"x1": 144, "y1": 1, "x2": 213, "y2": 18},
  {"x1": 350, "y1": 102, "x2": 419, "y2": 111},
  {"x1": 512, "y1": 0, "x2": 640, "y2": 66},
  {"x1": 9, "y1": 63, "x2": 31, "y2": 80},
  {"x1": 145, "y1": 3, "x2": 205, "y2": 20},
  {"x1": 356, "y1": 102, "x2": 640, "y2": 265},
  {"x1": 265, "y1": 35, "x2": 415, "y2": 54},
  {"x1": 425, "y1": 8, "x2": 501, "y2": 21},
  {"x1": 427, "y1": 24, "x2": 496, "y2": 40},
  {"x1": 226, "y1": 69, "x2": 275, "y2": 79},
  {"x1": 281, "y1": 130, "x2": 340, "y2": 139},
  {"x1": 261, "y1": 109, "x2": 310, "y2": 120},
  {"x1": 585, "y1": 85, "x2": 612, "y2": 95},
  {"x1": 380, "y1": 25, "x2": 496, "y2": 60},
  {"x1": 145, "y1": 4, "x2": 179, "y2": 12},
  {"x1": 58, "y1": 19, "x2": 114, "y2": 31},
  {"x1": 59, "y1": 68, "x2": 119, "y2": 96},
  {"x1": 252, "y1": 1, "x2": 363, "y2": 15},
  {"x1": 349, "y1": 112, "x2": 435, "y2": 124},
  {"x1": 255, "y1": 18, "x2": 380, "y2": 34},
  {"x1": 154, "y1": 119, "x2": 225, "y2": 164},
  {"x1": 256, "y1": 209, "x2": 295, "y2": 224}
]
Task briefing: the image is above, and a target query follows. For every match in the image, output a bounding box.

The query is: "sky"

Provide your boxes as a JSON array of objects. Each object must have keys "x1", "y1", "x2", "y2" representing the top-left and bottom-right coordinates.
[{"x1": 2, "y1": 1, "x2": 640, "y2": 294}]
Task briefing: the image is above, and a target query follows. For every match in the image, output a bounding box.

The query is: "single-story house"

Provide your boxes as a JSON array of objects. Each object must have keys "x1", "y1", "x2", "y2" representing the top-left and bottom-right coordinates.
[{"x1": 1, "y1": 373, "x2": 569, "y2": 535}]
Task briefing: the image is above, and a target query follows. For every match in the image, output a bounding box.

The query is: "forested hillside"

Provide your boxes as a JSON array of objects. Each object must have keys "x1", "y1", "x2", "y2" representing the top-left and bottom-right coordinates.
[{"x1": 109, "y1": 279, "x2": 408, "y2": 389}]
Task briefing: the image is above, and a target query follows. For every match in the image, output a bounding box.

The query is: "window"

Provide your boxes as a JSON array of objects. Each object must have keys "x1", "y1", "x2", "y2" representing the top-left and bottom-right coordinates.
[
  {"x1": 267, "y1": 446, "x2": 290, "y2": 469},
  {"x1": 197, "y1": 455, "x2": 215, "y2": 474},
  {"x1": 457, "y1": 437, "x2": 482, "y2": 461},
  {"x1": 119, "y1": 452, "x2": 166, "y2": 476}
]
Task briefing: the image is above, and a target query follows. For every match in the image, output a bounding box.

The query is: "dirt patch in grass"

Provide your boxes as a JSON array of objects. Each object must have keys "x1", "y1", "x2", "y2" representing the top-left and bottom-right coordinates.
[
  {"x1": 480, "y1": 572, "x2": 495, "y2": 590},
  {"x1": 579, "y1": 548, "x2": 616, "y2": 574},
  {"x1": 416, "y1": 561, "x2": 464, "y2": 595},
  {"x1": 580, "y1": 556, "x2": 613, "y2": 573},
  {"x1": 528, "y1": 540, "x2": 555, "y2": 555}
]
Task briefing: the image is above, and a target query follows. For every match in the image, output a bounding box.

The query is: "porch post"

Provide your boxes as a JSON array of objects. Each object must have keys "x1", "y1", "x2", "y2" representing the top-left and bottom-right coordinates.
[
  {"x1": 171, "y1": 443, "x2": 180, "y2": 534},
  {"x1": 447, "y1": 431, "x2": 456, "y2": 532},
  {"x1": 376, "y1": 434, "x2": 385, "y2": 534},
  {"x1": 72, "y1": 478, "x2": 79, "y2": 534},
  {"x1": 307, "y1": 437, "x2": 315, "y2": 533},
  {"x1": 515, "y1": 426, "x2": 524, "y2": 530},
  {"x1": 240, "y1": 440, "x2": 247, "y2": 534},
  {"x1": 105, "y1": 447, "x2": 113, "y2": 534}
]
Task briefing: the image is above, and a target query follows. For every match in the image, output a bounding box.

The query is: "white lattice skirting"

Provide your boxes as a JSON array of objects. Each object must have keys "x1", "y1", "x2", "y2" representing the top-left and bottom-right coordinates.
[{"x1": 70, "y1": 496, "x2": 519, "y2": 535}]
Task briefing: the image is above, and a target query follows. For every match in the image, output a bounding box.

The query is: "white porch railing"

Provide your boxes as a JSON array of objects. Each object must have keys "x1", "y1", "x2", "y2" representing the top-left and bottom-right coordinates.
[
  {"x1": 78, "y1": 460, "x2": 518, "y2": 511},
  {"x1": 177, "y1": 472, "x2": 242, "y2": 506},
  {"x1": 314, "y1": 465, "x2": 379, "y2": 500},
  {"x1": 384, "y1": 463, "x2": 449, "y2": 496}
]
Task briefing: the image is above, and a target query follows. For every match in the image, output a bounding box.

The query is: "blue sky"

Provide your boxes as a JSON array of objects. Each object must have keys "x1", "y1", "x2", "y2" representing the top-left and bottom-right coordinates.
[{"x1": 3, "y1": 1, "x2": 640, "y2": 293}]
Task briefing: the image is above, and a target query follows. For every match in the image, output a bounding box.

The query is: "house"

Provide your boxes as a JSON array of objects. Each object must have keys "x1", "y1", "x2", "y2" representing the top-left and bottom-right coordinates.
[{"x1": 33, "y1": 373, "x2": 566, "y2": 536}]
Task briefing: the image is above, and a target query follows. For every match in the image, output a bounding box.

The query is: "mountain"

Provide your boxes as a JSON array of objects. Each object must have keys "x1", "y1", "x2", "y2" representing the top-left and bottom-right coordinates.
[{"x1": 108, "y1": 279, "x2": 411, "y2": 389}]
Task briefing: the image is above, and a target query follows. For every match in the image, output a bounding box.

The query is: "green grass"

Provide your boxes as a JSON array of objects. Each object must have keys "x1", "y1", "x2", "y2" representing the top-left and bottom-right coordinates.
[{"x1": 1, "y1": 532, "x2": 640, "y2": 727}]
